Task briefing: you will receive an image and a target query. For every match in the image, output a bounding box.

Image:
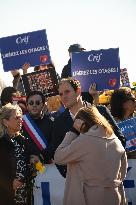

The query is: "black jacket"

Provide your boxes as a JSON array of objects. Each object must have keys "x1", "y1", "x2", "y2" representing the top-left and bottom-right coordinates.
[
  {"x1": 22, "y1": 114, "x2": 53, "y2": 163},
  {"x1": 61, "y1": 59, "x2": 71, "y2": 79},
  {"x1": 0, "y1": 134, "x2": 29, "y2": 205}
]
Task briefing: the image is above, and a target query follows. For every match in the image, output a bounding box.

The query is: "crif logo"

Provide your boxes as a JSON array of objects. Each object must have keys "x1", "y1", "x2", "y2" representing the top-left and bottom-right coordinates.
[{"x1": 16, "y1": 35, "x2": 30, "y2": 44}]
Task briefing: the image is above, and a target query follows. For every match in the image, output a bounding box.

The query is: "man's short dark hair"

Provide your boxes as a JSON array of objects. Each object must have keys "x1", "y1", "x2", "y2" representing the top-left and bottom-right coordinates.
[
  {"x1": 26, "y1": 90, "x2": 46, "y2": 104},
  {"x1": 68, "y1": 44, "x2": 85, "y2": 53},
  {"x1": 59, "y1": 77, "x2": 81, "y2": 92},
  {"x1": 1, "y1": 86, "x2": 18, "y2": 106}
]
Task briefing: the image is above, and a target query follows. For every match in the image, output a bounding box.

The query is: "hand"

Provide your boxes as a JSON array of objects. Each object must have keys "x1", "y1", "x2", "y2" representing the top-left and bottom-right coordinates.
[
  {"x1": 22, "y1": 63, "x2": 30, "y2": 74},
  {"x1": 89, "y1": 83, "x2": 98, "y2": 96},
  {"x1": 11, "y1": 69, "x2": 20, "y2": 77},
  {"x1": 73, "y1": 119, "x2": 85, "y2": 132},
  {"x1": 89, "y1": 83, "x2": 99, "y2": 105},
  {"x1": 30, "y1": 155, "x2": 40, "y2": 164},
  {"x1": 13, "y1": 179, "x2": 23, "y2": 190}
]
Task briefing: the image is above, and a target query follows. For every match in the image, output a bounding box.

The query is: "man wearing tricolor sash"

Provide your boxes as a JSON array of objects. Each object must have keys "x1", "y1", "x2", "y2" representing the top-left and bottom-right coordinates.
[
  {"x1": 22, "y1": 91, "x2": 52, "y2": 160},
  {"x1": 22, "y1": 91, "x2": 65, "y2": 205}
]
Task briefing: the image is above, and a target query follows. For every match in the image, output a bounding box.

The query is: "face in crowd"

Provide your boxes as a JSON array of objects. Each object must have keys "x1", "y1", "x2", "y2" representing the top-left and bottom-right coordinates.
[
  {"x1": 110, "y1": 88, "x2": 136, "y2": 120},
  {"x1": 26, "y1": 92, "x2": 45, "y2": 118},
  {"x1": 2, "y1": 105, "x2": 23, "y2": 136},
  {"x1": 123, "y1": 99, "x2": 136, "y2": 116},
  {"x1": 59, "y1": 78, "x2": 81, "y2": 109}
]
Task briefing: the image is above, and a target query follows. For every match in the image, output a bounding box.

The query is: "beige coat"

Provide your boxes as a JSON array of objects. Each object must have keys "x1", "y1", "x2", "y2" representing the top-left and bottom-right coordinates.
[{"x1": 54, "y1": 125, "x2": 128, "y2": 205}]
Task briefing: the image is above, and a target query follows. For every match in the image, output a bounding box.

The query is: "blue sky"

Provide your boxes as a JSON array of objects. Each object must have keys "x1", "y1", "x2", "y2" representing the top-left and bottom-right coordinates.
[{"x1": 0, "y1": 0, "x2": 136, "y2": 85}]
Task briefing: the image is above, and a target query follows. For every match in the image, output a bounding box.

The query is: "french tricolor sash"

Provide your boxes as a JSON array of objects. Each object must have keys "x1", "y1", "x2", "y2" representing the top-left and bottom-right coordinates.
[{"x1": 23, "y1": 113, "x2": 48, "y2": 151}]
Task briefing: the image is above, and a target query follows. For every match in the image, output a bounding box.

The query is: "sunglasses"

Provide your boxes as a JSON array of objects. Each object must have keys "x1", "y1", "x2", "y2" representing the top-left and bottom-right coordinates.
[{"x1": 28, "y1": 100, "x2": 42, "y2": 106}]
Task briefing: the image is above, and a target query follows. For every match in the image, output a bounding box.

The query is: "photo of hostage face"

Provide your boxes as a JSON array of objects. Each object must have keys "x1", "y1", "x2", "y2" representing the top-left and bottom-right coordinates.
[{"x1": 2, "y1": 107, "x2": 23, "y2": 136}]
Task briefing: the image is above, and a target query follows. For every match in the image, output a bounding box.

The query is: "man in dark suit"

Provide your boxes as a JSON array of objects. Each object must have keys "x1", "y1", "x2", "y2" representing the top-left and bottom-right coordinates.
[{"x1": 50, "y1": 78, "x2": 126, "y2": 177}]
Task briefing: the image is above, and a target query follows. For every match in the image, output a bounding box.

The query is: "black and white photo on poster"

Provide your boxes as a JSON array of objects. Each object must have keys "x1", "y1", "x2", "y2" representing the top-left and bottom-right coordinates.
[{"x1": 21, "y1": 67, "x2": 58, "y2": 97}]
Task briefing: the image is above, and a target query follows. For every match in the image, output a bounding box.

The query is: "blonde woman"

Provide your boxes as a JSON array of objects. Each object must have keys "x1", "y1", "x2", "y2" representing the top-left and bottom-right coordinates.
[
  {"x1": 54, "y1": 106, "x2": 127, "y2": 205},
  {"x1": 0, "y1": 103, "x2": 28, "y2": 205}
]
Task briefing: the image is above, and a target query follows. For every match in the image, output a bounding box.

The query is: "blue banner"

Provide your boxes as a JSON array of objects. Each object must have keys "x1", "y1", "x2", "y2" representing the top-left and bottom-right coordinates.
[
  {"x1": 117, "y1": 117, "x2": 136, "y2": 152},
  {"x1": 71, "y1": 48, "x2": 120, "y2": 91},
  {"x1": 0, "y1": 29, "x2": 51, "y2": 71}
]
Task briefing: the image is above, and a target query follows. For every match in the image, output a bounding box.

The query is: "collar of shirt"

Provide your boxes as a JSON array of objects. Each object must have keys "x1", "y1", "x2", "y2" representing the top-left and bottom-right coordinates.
[{"x1": 69, "y1": 110, "x2": 75, "y2": 120}]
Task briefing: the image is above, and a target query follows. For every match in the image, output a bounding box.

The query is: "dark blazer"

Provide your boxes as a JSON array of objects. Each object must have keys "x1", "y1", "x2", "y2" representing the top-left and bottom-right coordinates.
[
  {"x1": 22, "y1": 114, "x2": 53, "y2": 163},
  {"x1": 61, "y1": 59, "x2": 71, "y2": 79}
]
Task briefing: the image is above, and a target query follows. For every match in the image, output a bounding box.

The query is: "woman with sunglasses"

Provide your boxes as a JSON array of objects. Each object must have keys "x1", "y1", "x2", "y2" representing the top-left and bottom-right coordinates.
[
  {"x1": 110, "y1": 87, "x2": 136, "y2": 122},
  {"x1": 54, "y1": 106, "x2": 127, "y2": 205},
  {"x1": 110, "y1": 88, "x2": 136, "y2": 205},
  {"x1": 110, "y1": 88, "x2": 136, "y2": 159}
]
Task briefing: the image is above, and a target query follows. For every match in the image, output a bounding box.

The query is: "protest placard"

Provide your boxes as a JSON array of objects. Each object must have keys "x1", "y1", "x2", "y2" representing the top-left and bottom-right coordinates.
[
  {"x1": 21, "y1": 68, "x2": 58, "y2": 97},
  {"x1": 71, "y1": 48, "x2": 120, "y2": 91},
  {"x1": 0, "y1": 29, "x2": 51, "y2": 71},
  {"x1": 120, "y1": 68, "x2": 130, "y2": 87},
  {"x1": 117, "y1": 117, "x2": 136, "y2": 152}
]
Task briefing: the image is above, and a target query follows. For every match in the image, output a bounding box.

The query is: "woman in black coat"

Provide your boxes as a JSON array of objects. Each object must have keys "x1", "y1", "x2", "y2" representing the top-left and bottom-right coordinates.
[
  {"x1": 0, "y1": 134, "x2": 16, "y2": 205},
  {"x1": 0, "y1": 103, "x2": 29, "y2": 205}
]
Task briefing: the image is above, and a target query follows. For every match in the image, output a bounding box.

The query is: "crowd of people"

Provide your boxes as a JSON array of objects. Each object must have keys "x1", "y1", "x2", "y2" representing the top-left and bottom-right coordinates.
[{"x1": 0, "y1": 43, "x2": 136, "y2": 205}]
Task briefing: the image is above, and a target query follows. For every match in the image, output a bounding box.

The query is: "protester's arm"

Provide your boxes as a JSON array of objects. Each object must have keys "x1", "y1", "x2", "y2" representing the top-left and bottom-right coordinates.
[
  {"x1": 54, "y1": 119, "x2": 84, "y2": 164},
  {"x1": 120, "y1": 151, "x2": 128, "y2": 181},
  {"x1": 89, "y1": 83, "x2": 99, "y2": 105},
  {"x1": 54, "y1": 131, "x2": 84, "y2": 165},
  {"x1": 22, "y1": 62, "x2": 30, "y2": 75},
  {"x1": 13, "y1": 179, "x2": 23, "y2": 190},
  {"x1": 11, "y1": 69, "x2": 21, "y2": 90},
  {"x1": 11, "y1": 63, "x2": 30, "y2": 90}
]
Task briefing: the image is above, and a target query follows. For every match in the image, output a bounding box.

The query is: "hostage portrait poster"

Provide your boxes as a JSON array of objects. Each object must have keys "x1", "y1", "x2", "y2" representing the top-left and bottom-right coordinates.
[{"x1": 21, "y1": 68, "x2": 58, "y2": 97}]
